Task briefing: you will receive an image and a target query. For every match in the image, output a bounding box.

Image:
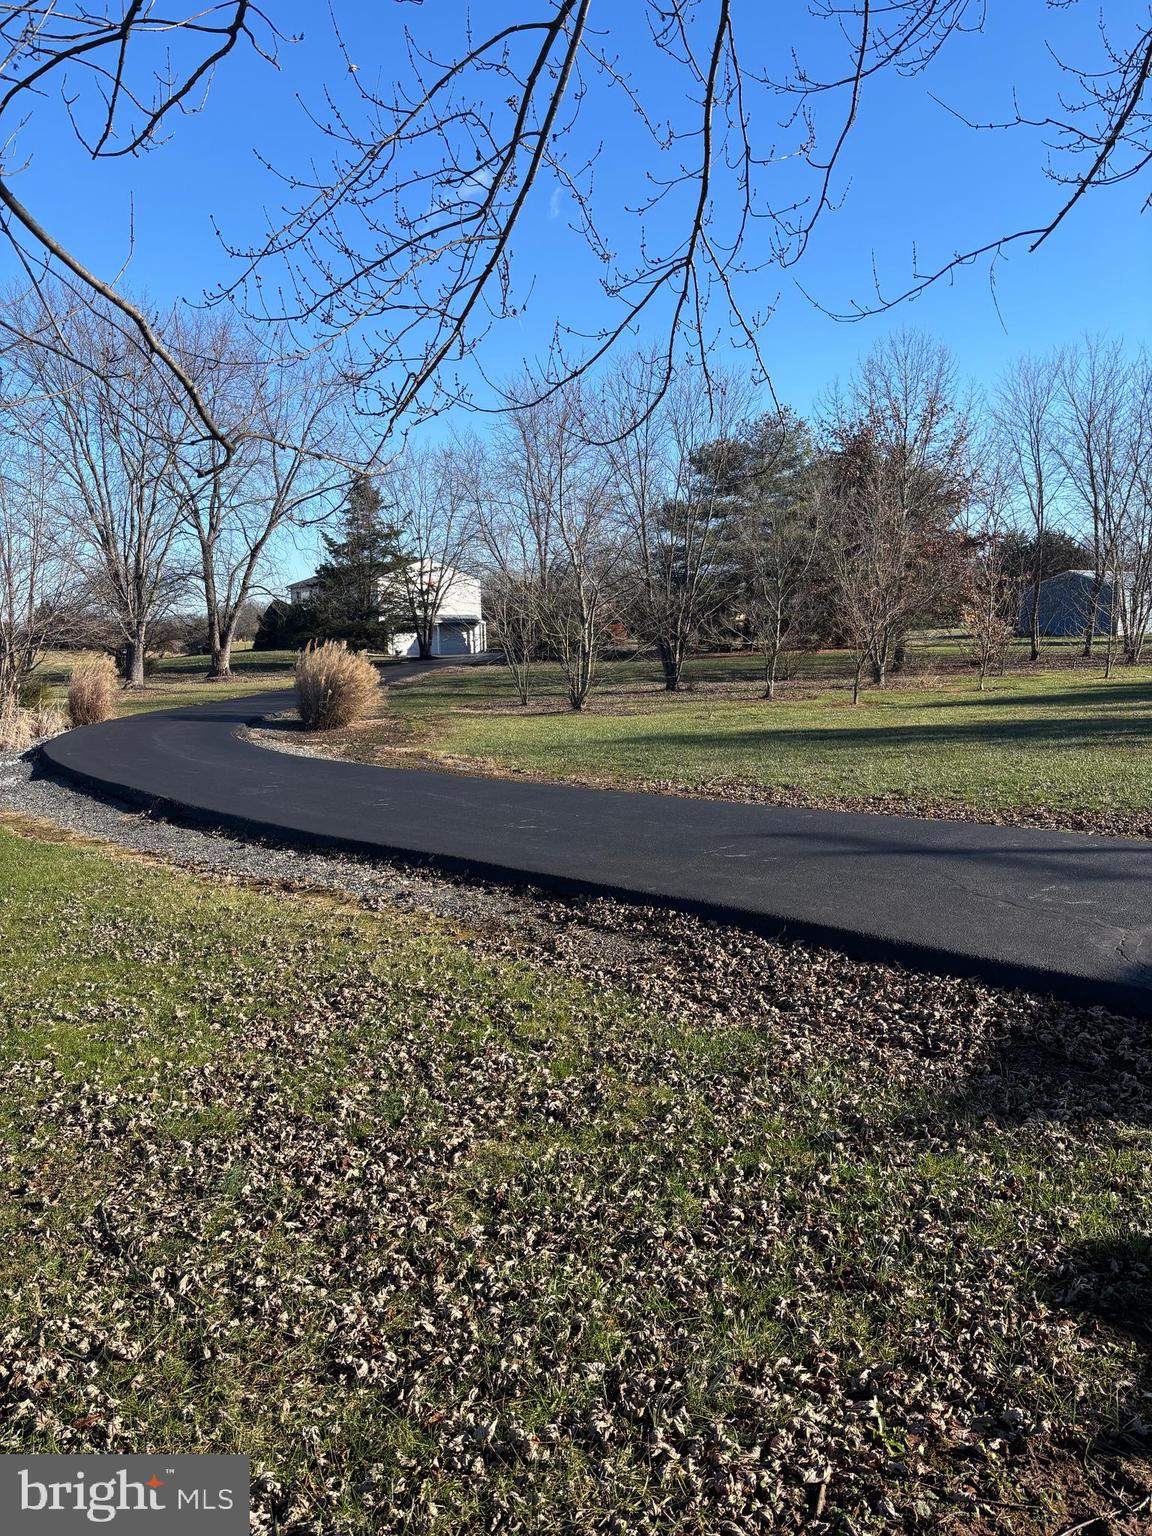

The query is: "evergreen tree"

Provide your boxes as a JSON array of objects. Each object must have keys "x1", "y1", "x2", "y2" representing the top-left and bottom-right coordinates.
[
  {"x1": 1000, "y1": 527, "x2": 1092, "y2": 587},
  {"x1": 252, "y1": 598, "x2": 314, "y2": 652},
  {"x1": 309, "y1": 474, "x2": 411, "y2": 648},
  {"x1": 688, "y1": 409, "x2": 821, "y2": 648}
]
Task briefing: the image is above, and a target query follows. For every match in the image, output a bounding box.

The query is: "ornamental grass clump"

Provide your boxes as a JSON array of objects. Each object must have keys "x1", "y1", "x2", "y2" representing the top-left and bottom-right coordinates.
[
  {"x1": 0, "y1": 707, "x2": 32, "y2": 751},
  {"x1": 29, "y1": 704, "x2": 68, "y2": 740},
  {"x1": 67, "y1": 654, "x2": 118, "y2": 727},
  {"x1": 295, "y1": 641, "x2": 380, "y2": 731}
]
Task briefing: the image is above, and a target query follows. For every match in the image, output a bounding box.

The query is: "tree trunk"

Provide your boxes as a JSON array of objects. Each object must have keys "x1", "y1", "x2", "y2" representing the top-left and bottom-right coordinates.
[
  {"x1": 763, "y1": 648, "x2": 779, "y2": 701},
  {"x1": 208, "y1": 626, "x2": 235, "y2": 681},
  {"x1": 1028, "y1": 567, "x2": 1042, "y2": 662},
  {"x1": 205, "y1": 597, "x2": 236, "y2": 679},
  {"x1": 1104, "y1": 588, "x2": 1118, "y2": 678},
  {"x1": 0, "y1": 651, "x2": 21, "y2": 717},
  {"x1": 1082, "y1": 572, "x2": 1104, "y2": 657},
  {"x1": 567, "y1": 632, "x2": 595, "y2": 710},
  {"x1": 656, "y1": 637, "x2": 682, "y2": 691},
  {"x1": 125, "y1": 623, "x2": 147, "y2": 687}
]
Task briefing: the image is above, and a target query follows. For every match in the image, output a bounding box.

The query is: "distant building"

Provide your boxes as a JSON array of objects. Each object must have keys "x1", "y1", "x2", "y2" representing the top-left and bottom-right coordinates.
[
  {"x1": 1017, "y1": 569, "x2": 1116, "y2": 639},
  {"x1": 286, "y1": 565, "x2": 487, "y2": 656}
]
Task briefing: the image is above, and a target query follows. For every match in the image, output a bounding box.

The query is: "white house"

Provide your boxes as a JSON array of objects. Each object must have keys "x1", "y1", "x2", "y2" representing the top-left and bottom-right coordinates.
[{"x1": 286, "y1": 564, "x2": 487, "y2": 657}]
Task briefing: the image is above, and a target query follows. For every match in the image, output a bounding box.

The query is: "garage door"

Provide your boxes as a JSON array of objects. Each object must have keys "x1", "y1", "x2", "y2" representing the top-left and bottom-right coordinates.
[{"x1": 437, "y1": 624, "x2": 471, "y2": 655}]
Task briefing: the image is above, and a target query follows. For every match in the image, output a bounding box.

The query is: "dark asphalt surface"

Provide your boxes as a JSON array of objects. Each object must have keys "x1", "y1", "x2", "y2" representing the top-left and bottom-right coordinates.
[{"x1": 40, "y1": 660, "x2": 1152, "y2": 1014}]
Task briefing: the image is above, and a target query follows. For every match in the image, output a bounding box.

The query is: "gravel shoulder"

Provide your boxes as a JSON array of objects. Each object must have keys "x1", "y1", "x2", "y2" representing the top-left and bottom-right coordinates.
[{"x1": 0, "y1": 743, "x2": 516, "y2": 927}]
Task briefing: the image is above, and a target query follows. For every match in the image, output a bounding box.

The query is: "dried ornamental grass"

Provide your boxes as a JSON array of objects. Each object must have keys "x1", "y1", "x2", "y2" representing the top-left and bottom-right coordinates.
[
  {"x1": 295, "y1": 641, "x2": 380, "y2": 731},
  {"x1": 67, "y1": 654, "x2": 118, "y2": 727},
  {"x1": 28, "y1": 704, "x2": 69, "y2": 740},
  {"x1": 0, "y1": 707, "x2": 32, "y2": 751}
]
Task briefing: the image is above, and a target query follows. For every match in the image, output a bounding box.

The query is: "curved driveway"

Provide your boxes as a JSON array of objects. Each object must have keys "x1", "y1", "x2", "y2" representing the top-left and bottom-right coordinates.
[{"x1": 41, "y1": 661, "x2": 1152, "y2": 1015}]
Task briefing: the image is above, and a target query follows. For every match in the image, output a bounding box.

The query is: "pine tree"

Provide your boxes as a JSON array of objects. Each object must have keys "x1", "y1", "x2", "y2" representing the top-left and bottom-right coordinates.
[{"x1": 310, "y1": 474, "x2": 411, "y2": 648}]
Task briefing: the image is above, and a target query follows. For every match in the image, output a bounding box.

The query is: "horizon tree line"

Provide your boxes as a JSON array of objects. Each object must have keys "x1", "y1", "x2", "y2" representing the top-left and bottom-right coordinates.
[{"x1": 1, "y1": 309, "x2": 1151, "y2": 722}]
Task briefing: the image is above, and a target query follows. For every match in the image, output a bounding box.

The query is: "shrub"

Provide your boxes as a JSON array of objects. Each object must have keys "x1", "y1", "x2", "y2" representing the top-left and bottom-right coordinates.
[
  {"x1": 67, "y1": 653, "x2": 118, "y2": 727},
  {"x1": 0, "y1": 708, "x2": 32, "y2": 752},
  {"x1": 295, "y1": 641, "x2": 380, "y2": 731},
  {"x1": 29, "y1": 704, "x2": 68, "y2": 740}
]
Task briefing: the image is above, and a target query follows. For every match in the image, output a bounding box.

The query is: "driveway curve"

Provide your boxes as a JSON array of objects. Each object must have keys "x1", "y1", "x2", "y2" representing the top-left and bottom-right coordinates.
[{"x1": 40, "y1": 660, "x2": 1152, "y2": 1015}]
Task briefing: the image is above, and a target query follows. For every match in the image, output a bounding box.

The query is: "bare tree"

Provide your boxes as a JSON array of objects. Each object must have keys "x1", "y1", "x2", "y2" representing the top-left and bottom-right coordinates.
[
  {"x1": 600, "y1": 356, "x2": 750, "y2": 692},
  {"x1": 993, "y1": 353, "x2": 1063, "y2": 662},
  {"x1": 0, "y1": 438, "x2": 75, "y2": 712},
  {"x1": 217, "y1": 6, "x2": 1152, "y2": 431},
  {"x1": 736, "y1": 434, "x2": 824, "y2": 701},
  {"x1": 827, "y1": 458, "x2": 918, "y2": 706},
  {"x1": 0, "y1": 4, "x2": 275, "y2": 453},
  {"x1": 825, "y1": 333, "x2": 975, "y2": 695},
  {"x1": 167, "y1": 319, "x2": 351, "y2": 678},
  {"x1": 467, "y1": 437, "x2": 549, "y2": 706},
  {"x1": 1117, "y1": 356, "x2": 1152, "y2": 664},
  {"x1": 483, "y1": 382, "x2": 619, "y2": 712},
  {"x1": 480, "y1": 569, "x2": 539, "y2": 706},
  {"x1": 1055, "y1": 338, "x2": 1146, "y2": 659},
  {"x1": 0, "y1": 4, "x2": 1146, "y2": 450},
  {"x1": 1090, "y1": 349, "x2": 1152, "y2": 668},
  {"x1": 8, "y1": 292, "x2": 188, "y2": 685},
  {"x1": 385, "y1": 445, "x2": 477, "y2": 660},
  {"x1": 960, "y1": 466, "x2": 1019, "y2": 691}
]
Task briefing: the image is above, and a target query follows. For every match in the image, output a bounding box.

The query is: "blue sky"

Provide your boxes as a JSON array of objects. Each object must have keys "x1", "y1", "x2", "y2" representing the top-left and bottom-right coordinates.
[{"x1": 6, "y1": 1, "x2": 1150, "y2": 578}]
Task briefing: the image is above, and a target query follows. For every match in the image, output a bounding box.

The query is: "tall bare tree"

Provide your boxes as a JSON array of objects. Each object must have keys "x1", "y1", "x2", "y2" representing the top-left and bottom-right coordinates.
[
  {"x1": 167, "y1": 319, "x2": 351, "y2": 678},
  {"x1": 0, "y1": 4, "x2": 1147, "y2": 450},
  {"x1": 0, "y1": 437, "x2": 75, "y2": 712},
  {"x1": 1056, "y1": 338, "x2": 1139, "y2": 656},
  {"x1": 825, "y1": 332, "x2": 975, "y2": 694},
  {"x1": 220, "y1": 5, "x2": 1152, "y2": 431},
  {"x1": 1091, "y1": 349, "x2": 1152, "y2": 667},
  {"x1": 467, "y1": 439, "x2": 549, "y2": 706},
  {"x1": 483, "y1": 382, "x2": 619, "y2": 712},
  {"x1": 960, "y1": 462, "x2": 1019, "y2": 691},
  {"x1": 994, "y1": 353, "x2": 1064, "y2": 662},
  {"x1": 385, "y1": 445, "x2": 477, "y2": 660},
  {"x1": 1118, "y1": 356, "x2": 1152, "y2": 663},
  {"x1": 8, "y1": 295, "x2": 189, "y2": 685},
  {"x1": 600, "y1": 356, "x2": 750, "y2": 692},
  {"x1": 0, "y1": 4, "x2": 272, "y2": 454}
]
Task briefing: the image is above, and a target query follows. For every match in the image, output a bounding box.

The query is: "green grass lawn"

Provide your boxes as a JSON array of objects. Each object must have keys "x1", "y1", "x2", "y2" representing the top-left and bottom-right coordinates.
[
  {"x1": 387, "y1": 657, "x2": 1152, "y2": 817},
  {"x1": 0, "y1": 818, "x2": 1148, "y2": 1531}
]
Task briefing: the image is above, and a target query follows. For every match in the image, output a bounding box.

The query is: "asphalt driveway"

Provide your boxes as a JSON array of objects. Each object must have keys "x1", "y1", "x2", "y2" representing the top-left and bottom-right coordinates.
[{"x1": 40, "y1": 661, "x2": 1152, "y2": 1015}]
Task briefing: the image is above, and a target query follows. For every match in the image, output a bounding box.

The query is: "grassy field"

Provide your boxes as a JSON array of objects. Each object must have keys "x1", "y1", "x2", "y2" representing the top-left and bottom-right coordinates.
[
  {"x1": 379, "y1": 652, "x2": 1152, "y2": 820},
  {"x1": 0, "y1": 816, "x2": 1149, "y2": 1531}
]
